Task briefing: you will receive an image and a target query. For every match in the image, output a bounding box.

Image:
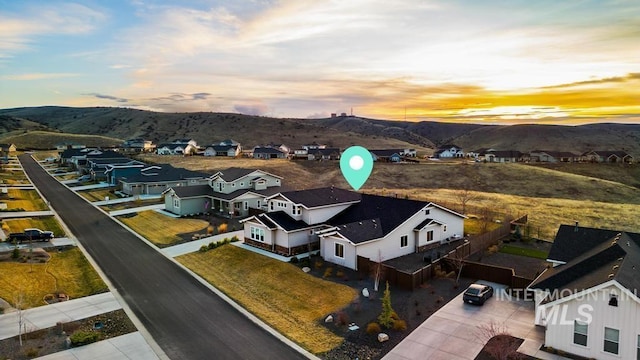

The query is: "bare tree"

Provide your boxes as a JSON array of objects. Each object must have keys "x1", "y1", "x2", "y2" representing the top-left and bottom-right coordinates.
[
  {"x1": 372, "y1": 250, "x2": 383, "y2": 292},
  {"x1": 15, "y1": 292, "x2": 26, "y2": 347},
  {"x1": 455, "y1": 187, "x2": 479, "y2": 215},
  {"x1": 475, "y1": 320, "x2": 522, "y2": 360}
]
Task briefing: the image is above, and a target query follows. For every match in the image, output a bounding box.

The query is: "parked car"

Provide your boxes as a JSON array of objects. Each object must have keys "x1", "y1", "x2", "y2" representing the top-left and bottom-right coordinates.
[
  {"x1": 462, "y1": 283, "x2": 494, "y2": 305},
  {"x1": 8, "y1": 228, "x2": 54, "y2": 243}
]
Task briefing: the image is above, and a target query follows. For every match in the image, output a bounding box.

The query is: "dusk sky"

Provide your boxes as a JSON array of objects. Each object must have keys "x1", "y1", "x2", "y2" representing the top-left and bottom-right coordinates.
[{"x1": 1, "y1": 0, "x2": 639, "y2": 124}]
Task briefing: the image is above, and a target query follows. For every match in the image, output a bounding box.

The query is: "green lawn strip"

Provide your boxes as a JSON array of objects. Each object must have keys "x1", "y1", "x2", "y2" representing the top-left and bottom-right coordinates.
[
  {"x1": 3, "y1": 216, "x2": 65, "y2": 237},
  {"x1": 77, "y1": 189, "x2": 115, "y2": 202},
  {"x1": 178, "y1": 245, "x2": 357, "y2": 354},
  {"x1": 499, "y1": 244, "x2": 549, "y2": 259},
  {"x1": 117, "y1": 210, "x2": 208, "y2": 246},
  {"x1": 0, "y1": 248, "x2": 108, "y2": 308}
]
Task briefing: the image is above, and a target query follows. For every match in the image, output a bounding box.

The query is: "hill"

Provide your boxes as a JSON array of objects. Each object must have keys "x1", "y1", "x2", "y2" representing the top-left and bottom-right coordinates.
[{"x1": 1, "y1": 106, "x2": 639, "y2": 156}]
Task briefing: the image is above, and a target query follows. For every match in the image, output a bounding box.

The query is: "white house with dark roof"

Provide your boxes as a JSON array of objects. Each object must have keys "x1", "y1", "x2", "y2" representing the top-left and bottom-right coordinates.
[
  {"x1": 252, "y1": 146, "x2": 286, "y2": 159},
  {"x1": 240, "y1": 187, "x2": 465, "y2": 268},
  {"x1": 163, "y1": 168, "x2": 283, "y2": 217},
  {"x1": 119, "y1": 164, "x2": 210, "y2": 196},
  {"x1": 528, "y1": 224, "x2": 640, "y2": 360},
  {"x1": 434, "y1": 145, "x2": 464, "y2": 158}
]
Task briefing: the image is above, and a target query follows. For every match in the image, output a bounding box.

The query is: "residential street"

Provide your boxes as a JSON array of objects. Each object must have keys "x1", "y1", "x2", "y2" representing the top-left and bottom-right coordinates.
[{"x1": 19, "y1": 155, "x2": 307, "y2": 360}]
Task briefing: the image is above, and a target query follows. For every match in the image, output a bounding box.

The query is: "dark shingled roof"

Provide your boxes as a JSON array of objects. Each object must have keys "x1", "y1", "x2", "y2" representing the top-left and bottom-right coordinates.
[
  {"x1": 370, "y1": 149, "x2": 402, "y2": 157},
  {"x1": 279, "y1": 187, "x2": 361, "y2": 208},
  {"x1": 333, "y1": 219, "x2": 384, "y2": 244},
  {"x1": 327, "y1": 194, "x2": 429, "y2": 243},
  {"x1": 215, "y1": 168, "x2": 257, "y2": 182},
  {"x1": 121, "y1": 165, "x2": 209, "y2": 183},
  {"x1": 262, "y1": 211, "x2": 313, "y2": 231},
  {"x1": 209, "y1": 186, "x2": 284, "y2": 201},
  {"x1": 548, "y1": 224, "x2": 640, "y2": 263},
  {"x1": 414, "y1": 218, "x2": 444, "y2": 230},
  {"x1": 171, "y1": 184, "x2": 213, "y2": 198},
  {"x1": 253, "y1": 147, "x2": 284, "y2": 154},
  {"x1": 530, "y1": 232, "x2": 640, "y2": 302}
]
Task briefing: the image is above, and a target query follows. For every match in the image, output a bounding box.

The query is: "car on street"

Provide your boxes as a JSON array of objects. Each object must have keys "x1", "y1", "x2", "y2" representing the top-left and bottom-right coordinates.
[{"x1": 462, "y1": 283, "x2": 494, "y2": 305}]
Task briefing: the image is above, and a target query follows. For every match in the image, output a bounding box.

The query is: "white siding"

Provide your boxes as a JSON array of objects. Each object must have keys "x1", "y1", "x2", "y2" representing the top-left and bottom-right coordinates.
[
  {"x1": 243, "y1": 220, "x2": 274, "y2": 246},
  {"x1": 543, "y1": 283, "x2": 640, "y2": 360},
  {"x1": 304, "y1": 204, "x2": 351, "y2": 225},
  {"x1": 320, "y1": 236, "x2": 356, "y2": 269}
]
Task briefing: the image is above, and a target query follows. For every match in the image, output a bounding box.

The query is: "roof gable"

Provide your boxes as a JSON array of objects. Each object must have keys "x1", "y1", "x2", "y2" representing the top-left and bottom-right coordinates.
[
  {"x1": 276, "y1": 187, "x2": 361, "y2": 208},
  {"x1": 548, "y1": 224, "x2": 640, "y2": 263}
]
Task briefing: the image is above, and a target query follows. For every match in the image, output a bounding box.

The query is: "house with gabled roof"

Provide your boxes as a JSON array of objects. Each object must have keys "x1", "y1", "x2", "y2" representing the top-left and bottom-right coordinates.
[
  {"x1": 308, "y1": 148, "x2": 341, "y2": 161},
  {"x1": 163, "y1": 168, "x2": 283, "y2": 217},
  {"x1": 119, "y1": 164, "x2": 210, "y2": 196},
  {"x1": 582, "y1": 150, "x2": 633, "y2": 164},
  {"x1": 528, "y1": 224, "x2": 640, "y2": 360},
  {"x1": 434, "y1": 145, "x2": 464, "y2": 158},
  {"x1": 240, "y1": 187, "x2": 465, "y2": 268},
  {"x1": 252, "y1": 146, "x2": 286, "y2": 159},
  {"x1": 484, "y1": 150, "x2": 523, "y2": 163},
  {"x1": 0, "y1": 143, "x2": 17, "y2": 153},
  {"x1": 370, "y1": 149, "x2": 403, "y2": 163},
  {"x1": 530, "y1": 150, "x2": 578, "y2": 163}
]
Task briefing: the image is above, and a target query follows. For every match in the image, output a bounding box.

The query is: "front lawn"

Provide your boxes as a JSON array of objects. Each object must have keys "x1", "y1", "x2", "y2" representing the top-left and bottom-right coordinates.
[
  {"x1": 0, "y1": 248, "x2": 108, "y2": 309},
  {"x1": 178, "y1": 245, "x2": 358, "y2": 354},
  {"x1": 117, "y1": 210, "x2": 209, "y2": 246},
  {"x1": 77, "y1": 189, "x2": 116, "y2": 202},
  {"x1": 499, "y1": 244, "x2": 549, "y2": 259},
  {"x1": 3, "y1": 217, "x2": 65, "y2": 237},
  {"x1": 2, "y1": 189, "x2": 48, "y2": 211}
]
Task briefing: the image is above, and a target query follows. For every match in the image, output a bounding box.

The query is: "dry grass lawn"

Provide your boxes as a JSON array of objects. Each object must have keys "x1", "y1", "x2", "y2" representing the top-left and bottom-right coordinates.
[
  {"x1": 117, "y1": 210, "x2": 209, "y2": 246},
  {"x1": 2, "y1": 188, "x2": 48, "y2": 211},
  {"x1": 78, "y1": 189, "x2": 115, "y2": 202},
  {"x1": 0, "y1": 248, "x2": 108, "y2": 309},
  {"x1": 178, "y1": 245, "x2": 357, "y2": 354},
  {"x1": 3, "y1": 217, "x2": 65, "y2": 237}
]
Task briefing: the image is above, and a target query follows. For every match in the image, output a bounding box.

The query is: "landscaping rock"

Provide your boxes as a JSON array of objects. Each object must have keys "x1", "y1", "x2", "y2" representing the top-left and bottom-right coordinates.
[
  {"x1": 302, "y1": 266, "x2": 311, "y2": 273},
  {"x1": 378, "y1": 333, "x2": 389, "y2": 342},
  {"x1": 325, "y1": 315, "x2": 333, "y2": 323},
  {"x1": 362, "y1": 288, "x2": 369, "y2": 298}
]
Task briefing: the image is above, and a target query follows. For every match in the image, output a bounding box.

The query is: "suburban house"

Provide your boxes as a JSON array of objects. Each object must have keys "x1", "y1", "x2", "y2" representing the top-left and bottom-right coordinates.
[
  {"x1": 582, "y1": 151, "x2": 634, "y2": 164},
  {"x1": 163, "y1": 168, "x2": 283, "y2": 217},
  {"x1": 118, "y1": 164, "x2": 210, "y2": 196},
  {"x1": 370, "y1": 149, "x2": 402, "y2": 163},
  {"x1": 156, "y1": 139, "x2": 198, "y2": 155},
  {"x1": 434, "y1": 145, "x2": 464, "y2": 158},
  {"x1": 484, "y1": 150, "x2": 523, "y2": 163},
  {"x1": 467, "y1": 148, "x2": 495, "y2": 160},
  {"x1": 104, "y1": 161, "x2": 147, "y2": 186},
  {"x1": 307, "y1": 148, "x2": 341, "y2": 161},
  {"x1": 60, "y1": 148, "x2": 126, "y2": 169},
  {"x1": 203, "y1": 144, "x2": 242, "y2": 157},
  {"x1": 528, "y1": 224, "x2": 640, "y2": 360},
  {"x1": 121, "y1": 138, "x2": 156, "y2": 153},
  {"x1": 252, "y1": 146, "x2": 287, "y2": 159},
  {"x1": 530, "y1": 150, "x2": 578, "y2": 163},
  {"x1": 56, "y1": 143, "x2": 86, "y2": 151},
  {"x1": 240, "y1": 187, "x2": 465, "y2": 269},
  {"x1": 87, "y1": 157, "x2": 144, "y2": 182},
  {"x1": 0, "y1": 143, "x2": 17, "y2": 153}
]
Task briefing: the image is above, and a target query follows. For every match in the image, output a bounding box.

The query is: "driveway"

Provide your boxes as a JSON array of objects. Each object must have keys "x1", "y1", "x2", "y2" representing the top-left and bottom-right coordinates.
[
  {"x1": 383, "y1": 282, "x2": 545, "y2": 360},
  {"x1": 19, "y1": 155, "x2": 309, "y2": 360}
]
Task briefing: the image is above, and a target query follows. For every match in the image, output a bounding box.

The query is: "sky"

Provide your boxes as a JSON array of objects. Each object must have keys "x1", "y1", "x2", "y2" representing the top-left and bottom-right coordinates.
[{"x1": 1, "y1": 0, "x2": 639, "y2": 125}]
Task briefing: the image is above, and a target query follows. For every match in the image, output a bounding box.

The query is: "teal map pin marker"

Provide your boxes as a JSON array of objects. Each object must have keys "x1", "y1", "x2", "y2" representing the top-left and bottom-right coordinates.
[{"x1": 340, "y1": 146, "x2": 373, "y2": 191}]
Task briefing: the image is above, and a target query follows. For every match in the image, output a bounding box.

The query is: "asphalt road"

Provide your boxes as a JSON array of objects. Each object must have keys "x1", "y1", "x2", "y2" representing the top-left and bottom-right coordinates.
[{"x1": 19, "y1": 155, "x2": 307, "y2": 360}]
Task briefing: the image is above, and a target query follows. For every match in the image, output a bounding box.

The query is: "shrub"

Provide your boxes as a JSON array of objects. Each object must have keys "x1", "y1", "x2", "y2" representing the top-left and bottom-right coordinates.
[
  {"x1": 323, "y1": 267, "x2": 333, "y2": 278},
  {"x1": 199, "y1": 245, "x2": 208, "y2": 253},
  {"x1": 336, "y1": 311, "x2": 349, "y2": 326},
  {"x1": 366, "y1": 322, "x2": 381, "y2": 334},
  {"x1": 393, "y1": 319, "x2": 407, "y2": 331},
  {"x1": 217, "y1": 223, "x2": 228, "y2": 233},
  {"x1": 314, "y1": 260, "x2": 324, "y2": 269},
  {"x1": 230, "y1": 236, "x2": 239, "y2": 242},
  {"x1": 208, "y1": 242, "x2": 217, "y2": 250},
  {"x1": 391, "y1": 312, "x2": 400, "y2": 320},
  {"x1": 336, "y1": 270, "x2": 344, "y2": 278},
  {"x1": 69, "y1": 330, "x2": 99, "y2": 346},
  {"x1": 290, "y1": 256, "x2": 299, "y2": 264},
  {"x1": 207, "y1": 225, "x2": 214, "y2": 235},
  {"x1": 24, "y1": 348, "x2": 39, "y2": 357},
  {"x1": 12, "y1": 247, "x2": 20, "y2": 259}
]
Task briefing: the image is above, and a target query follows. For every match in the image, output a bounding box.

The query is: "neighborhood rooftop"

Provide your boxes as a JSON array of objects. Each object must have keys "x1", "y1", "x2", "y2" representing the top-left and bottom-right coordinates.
[{"x1": 276, "y1": 187, "x2": 361, "y2": 208}]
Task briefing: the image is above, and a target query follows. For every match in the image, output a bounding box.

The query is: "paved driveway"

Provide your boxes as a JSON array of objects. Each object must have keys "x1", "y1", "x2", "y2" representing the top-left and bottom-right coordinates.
[
  {"x1": 383, "y1": 282, "x2": 545, "y2": 360},
  {"x1": 19, "y1": 155, "x2": 309, "y2": 360}
]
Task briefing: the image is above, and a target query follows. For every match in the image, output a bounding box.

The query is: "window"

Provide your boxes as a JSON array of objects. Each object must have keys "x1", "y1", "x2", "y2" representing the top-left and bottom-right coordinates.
[
  {"x1": 270, "y1": 201, "x2": 274, "y2": 211},
  {"x1": 426, "y1": 230, "x2": 434, "y2": 242},
  {"x1": 400, "y1": 235, "x2": 408, "y2": 248},
  {"x1": 257, "y1": 200, "x2": 261, "y2": 208},
  {"x1": 240, "y1": 182, "x2": 244, "y2": 186},
  {"x1": 636, "y1": 334, "x2": 640, "y2": 360},
  {"x1": 573, "y1": 320, "x2": 588, "y2": 346},
  {"x1": 294, "y1": 206, "x2": 301, "y2": 215},
  {"x1": 232, "y1": 183, "x2": 236, "y2": 187},
  {"x1": 609, "y1": 294, "x2": 618, "y2": 307},
  {"x1": 335, "y1": 243, "x2": 344, "y2": 258},
  {"x1": 604, "y1": 327, "x2": 619, "y2": 354},
  {"x1": 425, "y1": 209, "x2": 430, "y2": 215},
  {"x1": 173, "y1": 198, "x2": 180, "y2": 208},
  {"x1": 443, "y1": 225, "x2": 447, "y2": 232},
  {"x1": 243, "y1": 202, "x2": 248, "y2": 210},
  {"x1": 250, "y1": 226, "x2": 265, "y2": 242}
]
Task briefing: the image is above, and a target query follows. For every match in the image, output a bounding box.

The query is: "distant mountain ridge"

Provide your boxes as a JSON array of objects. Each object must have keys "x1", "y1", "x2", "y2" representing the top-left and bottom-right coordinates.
[{"x1": 0, "y1": 106, "x2": 639, "y2": 156}]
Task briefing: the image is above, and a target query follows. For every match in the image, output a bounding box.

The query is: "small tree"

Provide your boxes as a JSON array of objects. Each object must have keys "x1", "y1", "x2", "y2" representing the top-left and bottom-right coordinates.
[
  {"x1": 475, "y1": 320, "x2": 520, "y2": 360},
  {"x1": 15, "y1": 292, "x2": 25, "y2": 346},
  {"x1": 378, "y1": 281, "x2": 395, "y2": 328}
]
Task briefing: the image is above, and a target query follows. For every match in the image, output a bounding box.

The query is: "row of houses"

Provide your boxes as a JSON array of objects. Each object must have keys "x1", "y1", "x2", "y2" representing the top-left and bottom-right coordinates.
[{"x1": 435, "y1": 145, "x2": 634, "y2": 163}]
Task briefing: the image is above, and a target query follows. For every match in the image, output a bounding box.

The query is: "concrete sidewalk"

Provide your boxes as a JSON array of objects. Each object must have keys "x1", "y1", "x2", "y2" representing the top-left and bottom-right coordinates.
[
  {"x1": 35, "y1": 332, "x2": 159, "y2": 360},
  {"x1": 0, "y1": 210, "x2": 54, "y2": 219},
  {"x1": 161, "y1": 231, "x2": 244, "y2": 257},
  {"x1": 0, "y1": 292, "x2": 120, "y2": 340},
  {"x1": 109, "y1": 204, "x2": 166, "y2": 216},
  {"x1": 382, "y1": 282, "x2": 546, "y2": 360}
]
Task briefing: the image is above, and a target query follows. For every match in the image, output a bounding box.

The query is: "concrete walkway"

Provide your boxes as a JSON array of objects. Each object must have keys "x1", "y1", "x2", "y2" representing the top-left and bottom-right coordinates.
[
  {"x1": 383, "y1": 282, "x2": 547, "y2": 360},
  {"x1": 35, "y1": 332, "x2": 159, "y2": 360},
  {"x1": 109, "y1": 204, "x2": 166, "y2": 216},
  {"x1": 0, "y1": 293, "x2": 121, "y2": 340},
  {"x1": 70, "y1": 183, "x2": 112, "y2": 191},
  {"x1": 0, "y1": 237, "x2": 76, "y2": 252},
  {"x1": 0, "y1": 210, "x2": 54, "y2": 219},
  {"x1": 161, "y1": 231, "x2": 244, "y2": 257}
]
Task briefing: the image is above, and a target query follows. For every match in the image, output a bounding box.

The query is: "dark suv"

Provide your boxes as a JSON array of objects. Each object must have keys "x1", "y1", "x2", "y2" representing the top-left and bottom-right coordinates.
[{"x1": 463, "y1": 283, "x2": 494, "y2": 305}]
